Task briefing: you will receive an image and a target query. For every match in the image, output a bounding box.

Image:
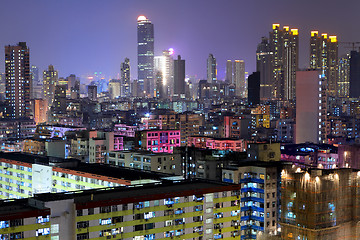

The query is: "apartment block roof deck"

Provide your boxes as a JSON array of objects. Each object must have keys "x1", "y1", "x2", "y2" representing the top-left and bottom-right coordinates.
[
  {"x1": 31, "y1": 179, "x2": 239, "y2": 208},
  {"x1": 0, "y1": 152, "x2": 176, "y2": 181},
  {"x1": 67, "y1": 162, "x2": 175, "y2": 181}
]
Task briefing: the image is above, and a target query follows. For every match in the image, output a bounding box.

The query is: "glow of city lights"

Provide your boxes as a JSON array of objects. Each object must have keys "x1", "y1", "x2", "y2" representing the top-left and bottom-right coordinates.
[{"x1": 168, "y1": 48, "x2": 174, "y2": 55}]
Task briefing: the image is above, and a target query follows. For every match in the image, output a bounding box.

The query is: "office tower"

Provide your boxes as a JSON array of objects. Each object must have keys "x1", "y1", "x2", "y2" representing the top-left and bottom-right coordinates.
[
  {"x1": 309, "y1": 31, "x2": 338, "y2": 97},
  {"x1": 233, "y1": 60, "x2": 245, "y2": 97},
  {"x1": 225, "y1": 60, "x2": 232, "y2": 83},
  {"x1": 350, "y1": 51, "x2": 360, "y2": 98},
  {"x1": 5, "y1": 42, "x2": 31, "y2": 119},
  {"x1": 43, "y1": 65, "x2": 58, "y2": 105},
  {"x1": 248, "y1": 72, "x2": 260, "y2": 106},
  {"x1": 137, "y1": 15, "x2": 154, "y2": 97},
  {"x1": 268, "y1": 24, "x2": 298, "y2": 100},
  {"x1": 154, "y1": 49, "x2": 174, "y2": 96},
  {"x1": 296, "y1": 70, "x2": 326, "y2": 144},
  {"x1": 207, "y1": 53, "x2": 216, "y2": 83},
  {"x1": 120, "y1": 58, "x2": 130, "y2": 97},
  {"x1": 155, "y1": 71, "x2": 165, "y2": 99},
  {"x1": 174, "y1": 55, "x2": 185, "y2": 98},
  {"x1": 88, "y1": 85, "x2": 97, "y2": 101},
  {"x1": 256, "y1": 37, "x2": 273, "y2": 99},
  {"x1": 109, "y1": 79, "x2": 121, "y2": 99},
  {"x1": 338, "y1": 54, "x2": 350, "y2": 98}
]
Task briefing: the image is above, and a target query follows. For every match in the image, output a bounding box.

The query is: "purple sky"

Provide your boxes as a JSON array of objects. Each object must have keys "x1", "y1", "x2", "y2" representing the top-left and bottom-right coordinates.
[{"x1": 1, "y1": 0, "x2": 359, "y2": 81}]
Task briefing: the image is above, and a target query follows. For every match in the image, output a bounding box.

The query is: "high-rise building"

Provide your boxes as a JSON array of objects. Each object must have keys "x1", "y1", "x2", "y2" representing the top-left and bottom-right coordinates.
[
  {"x1": 32, "y1": 99, "x2": 47, "y2": 124},
  {"x1": 155, "y1": 71, "x2": 165, "y2": 99},
  {"x1": 31, "y1": 65, "x2": 39, "y2": 84},
  {"x1": 120, "y1": 58, "x2": 130, "y2": 97},
  {"x1": 296, "y1": 70, "x2": 326, "y2": 144},
  {"x1": 338, "y1": 54, "x2": 350, "y2": 98},
  {"x1": 349, "y1": 51, "x2": 360, "y2": 98},
  {"x1": 248, "y1": 72, "x2": 260, "y2": 106},
  {"x1": 225, "y1": 60, "x2": 232, "y2": 84},
  {"x1": 233, "y1": 60, "x2": 245, "y2": 97},
  {"x1": 43, "y1": 65, "x2": 58, "y2": 106},
  {"x1": 108, "y1": 79, "x2": 121, "y2": 99},
  {"x1": 137, "y1": 15, "x2": 154, "y2": 97},
  {"x1": 268, "y1": 24, "x2": 298, "y2": 100},
  {"x1": 174, "y1": 55, "x2": 185, "y2": 98},
  {"x1": 88, "y1": 85, "x2": 97, "y2": 101},
  {"x1": 309, "y1": 31, "x2": 338, "y2": 97},
  {"x1": 256, "y1": 37, "x2": 273, "y2": 99},
  {"x1": 53, "y1": 85, "x2": 67, "y2": 113},
  {"x1": 154, "y1": 49, "x2": 174, "y2": 96},
  {"x1": 207, "y1": 53, "x2": 216, "y2": 83},
  {"x1": 5, "y1": 42, "x2": 31, "y2": 119}
]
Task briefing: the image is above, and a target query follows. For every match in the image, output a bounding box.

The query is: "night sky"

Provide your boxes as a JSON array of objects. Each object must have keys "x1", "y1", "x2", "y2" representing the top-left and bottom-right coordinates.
[{"x1": 1, "y1": 0, "x2": 359, "y2": 82}]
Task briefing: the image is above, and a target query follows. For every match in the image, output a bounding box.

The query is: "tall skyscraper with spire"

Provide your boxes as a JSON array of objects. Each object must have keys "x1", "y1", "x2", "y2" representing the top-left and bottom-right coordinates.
[
  {"x1": 121, "y1": 58, "x2": 130, "y2": 97},
  {"x1": 207, "y1": 54, "x2": 217, "y2": 83},
  {"x1": 309, "y1": 31, "x2": 338, "y2": 97},
  {"x1": 5, "y1": 42, "x2": 31, "y2": 119},
  {"x1": 137, "y1": 15, "x2": 154, "y2": 97}
]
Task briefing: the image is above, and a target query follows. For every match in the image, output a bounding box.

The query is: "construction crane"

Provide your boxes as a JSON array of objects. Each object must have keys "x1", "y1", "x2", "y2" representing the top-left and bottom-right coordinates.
[{"x1": 339, "y1": 42, "x2": 360, "y2": 52}]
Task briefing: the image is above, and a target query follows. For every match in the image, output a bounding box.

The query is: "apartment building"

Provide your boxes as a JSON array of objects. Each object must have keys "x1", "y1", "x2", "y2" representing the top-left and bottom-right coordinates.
[
  {"x1": 222, "y1": 162, "x2": 282, "y2": 239},
  {"x1": 0, "y1": 180, "x2": 241, "y2": 240}
]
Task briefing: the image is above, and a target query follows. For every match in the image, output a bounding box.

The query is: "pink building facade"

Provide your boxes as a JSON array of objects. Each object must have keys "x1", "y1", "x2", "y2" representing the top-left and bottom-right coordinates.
[{"x1": 140, "y1": 130, "x2": 180, "y2": 153}]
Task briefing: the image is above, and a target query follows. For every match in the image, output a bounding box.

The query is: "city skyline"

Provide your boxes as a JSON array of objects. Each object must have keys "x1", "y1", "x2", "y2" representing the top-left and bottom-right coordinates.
[{"x1": 0, "y1": 0, "x2": 359, "y2": 81}]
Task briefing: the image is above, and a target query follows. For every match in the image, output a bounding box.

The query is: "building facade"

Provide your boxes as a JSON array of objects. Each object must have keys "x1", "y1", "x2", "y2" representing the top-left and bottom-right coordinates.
[
  {"x1": 137, "y1": 15, "x2": 154, "y2": 97},
  {"x1": 5, "y1": 42, "x2": 31, "y2": 119}
]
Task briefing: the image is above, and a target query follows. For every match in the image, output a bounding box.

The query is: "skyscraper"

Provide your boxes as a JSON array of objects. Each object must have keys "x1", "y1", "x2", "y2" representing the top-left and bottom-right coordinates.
[
  {"x1": 5, "y1": 42, "x2": 31, "y2": 119},
  {"x1": 121, "y1": 58, "x2": 130, "y2": 97},
  {"x1": 349, "y1": 50, "x2": 360, "y2": 98},
  {"x1": 233, "y1": 60, "x2": 245, "y2": 97},
  {"x1": 256, "y1": 37, "x2": 273, "y2": 99},
  {"x1": 225, "y1": 60, "x2": 232, "y2": 84},
  {"x1": 31, "y1": 65, "x2": 39, "y2": 84},
  {"x1": 88, "y1": 85, "x2": 97, "y2": 101},
  {"x1": 269, "y1": 24, "x2": 298, "y2": 100},
  {"x1": 338, "y1": 54, "x2": 350, "y2": 98},
  {"x1": 154, "y1": 49, "x2": 174, "y2": 96},
  {"x1": 174, "y1": 55, "x2": 185, "y2": 98},
  {"x1": 43, "y1": 65, "x2": 58, "y2": 106},
  {"x1": 155, "y1": 71, "x2": 165, "y2": 99},
  {"x1": 137, "y1": 15, "x2": 154, "y2": 97},
  {"x1": 207, "y1": 54, "x2": 216, "y2": 83},
  {"x1": 248, "y1": 72, "x2": 260, "y2": 106},
  {"x1": 296, "y1": 70, "x2": 326, "y2": 144},
  {"x1": 309, "y1": 31, "x2": 338, "y2": 97}
]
